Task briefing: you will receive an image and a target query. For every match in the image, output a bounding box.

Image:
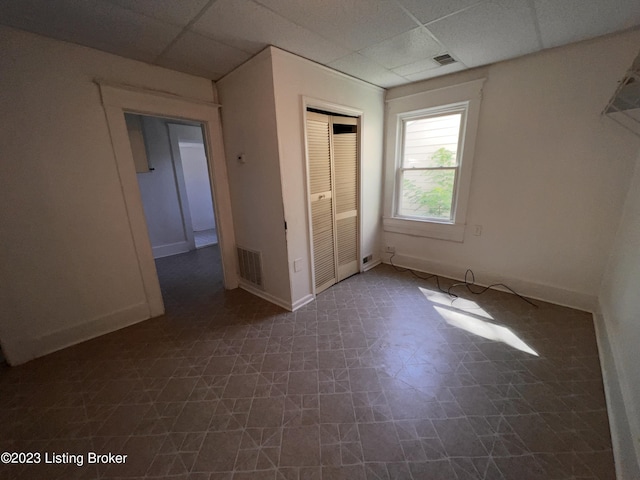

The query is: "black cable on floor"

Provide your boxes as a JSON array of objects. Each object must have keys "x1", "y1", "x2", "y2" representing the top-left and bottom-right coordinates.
[
  {"x1": 388, "y1": 254, "x2": 449, "y2": 294},
  {"x1": 388, "y1": 254, "x2": 537, "y2": 308},
  {"x1": 447, "y1": 268, "x2": 538, "y2": 307}
]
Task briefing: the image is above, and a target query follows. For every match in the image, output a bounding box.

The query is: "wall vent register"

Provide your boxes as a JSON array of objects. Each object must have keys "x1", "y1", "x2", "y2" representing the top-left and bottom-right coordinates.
[{"x1": 237, "y1": 246, "x2": 263, "y2": 289}]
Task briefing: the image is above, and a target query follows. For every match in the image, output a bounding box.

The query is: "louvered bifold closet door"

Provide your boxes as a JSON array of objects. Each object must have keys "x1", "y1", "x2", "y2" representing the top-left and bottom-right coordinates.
[
  {"x1": 307, "y1": 112, "x2": 336, "y2": 293},
  {"x1": 332, "y1": 117, "x2": 359, "y2": 282}
]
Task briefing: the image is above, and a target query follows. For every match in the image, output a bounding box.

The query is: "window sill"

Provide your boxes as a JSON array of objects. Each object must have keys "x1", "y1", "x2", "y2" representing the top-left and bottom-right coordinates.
[{"x1": 383, "y1": 217, "x2": 466, "y2": 242}]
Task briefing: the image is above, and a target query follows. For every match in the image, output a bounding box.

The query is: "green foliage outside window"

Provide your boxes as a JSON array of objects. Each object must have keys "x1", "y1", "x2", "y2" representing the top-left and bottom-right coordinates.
[{"x1": 402, "y1": 148, "x2": 456, "y2": 219}]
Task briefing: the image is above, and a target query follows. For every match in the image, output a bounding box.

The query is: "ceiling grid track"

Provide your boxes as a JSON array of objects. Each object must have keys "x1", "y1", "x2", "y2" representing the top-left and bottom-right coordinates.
[
  {"x1": 0, "y1": 0, "x2": 637, "y2": 88},
  {"x1": 526, "y1": 0, "x2": 545, "y2": 50},
  {"x1": 153, "y1": 0, "x2": 223, "y2": 64}
]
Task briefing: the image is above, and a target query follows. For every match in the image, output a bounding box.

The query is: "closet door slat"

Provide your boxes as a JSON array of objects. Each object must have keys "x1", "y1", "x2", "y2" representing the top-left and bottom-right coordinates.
[
  {"x1": 312, "y1": 198, "x2": 336, "y2": 290},
  {"x1": 307, "y1": 118, "x2": 332, "y2": 196},
  {"x1": 333, "y1": 132, "x2": 357, "y2": 214},
  {"x1": 332, "y1": 126, "x2": 358, "y2": 282},
  {"x1": 307, "y1": 112, "x2": 336, "y2": 292}
]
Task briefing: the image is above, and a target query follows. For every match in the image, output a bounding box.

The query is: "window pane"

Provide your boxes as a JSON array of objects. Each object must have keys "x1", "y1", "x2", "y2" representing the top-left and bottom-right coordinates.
[
  {"x1": 403, "y1": 113, "x2": 461, "y2": 168},
  {"x1": 399, "y1": 169, "x2": 455, "y2": 220}
]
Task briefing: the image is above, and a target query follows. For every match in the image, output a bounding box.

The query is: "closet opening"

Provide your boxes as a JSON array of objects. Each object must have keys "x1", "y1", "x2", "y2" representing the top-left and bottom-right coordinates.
[{"x1": 305, "y1": 105, "x2": 361, "y2": 294}]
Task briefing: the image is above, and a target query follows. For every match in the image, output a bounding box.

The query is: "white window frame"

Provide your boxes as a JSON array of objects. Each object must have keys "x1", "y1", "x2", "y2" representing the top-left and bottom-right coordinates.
[
  {"x1": 395, "y1": 103, "x2": 468, "y2": 223},
  {"x1": 383, "y1": 78, "x2": 485, "y2": 242}
]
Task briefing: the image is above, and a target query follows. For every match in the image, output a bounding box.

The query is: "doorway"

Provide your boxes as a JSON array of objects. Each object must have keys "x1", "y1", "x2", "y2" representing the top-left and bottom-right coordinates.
[
  {"x1": 99, "y1": 81, "x2": 238, "y2": 319},
  {"x1": 124, "y1": 113, "x2": 223, "y2": 308},
  {"x1": 125, "y1": 113, "x2": 218, "y2": 259},
  {"x1": 126, "y1": 113, "x2": 218, "y2": 258},
  {"x1": 168, "y1": 123, "x2": 218, "y2": 250}
]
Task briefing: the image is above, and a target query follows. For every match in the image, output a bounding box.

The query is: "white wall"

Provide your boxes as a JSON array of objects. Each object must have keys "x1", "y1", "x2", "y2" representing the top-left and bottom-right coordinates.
[
  {"x1": 0, "y1": 26, "x2": 217, "y2": 364},
  {"x1": 383, "y1": 30, "x2": 640, "y2": 310},
  {"x1": 217, "y1": 49, "x2": 292, "y2": 307},
  {"x1": 179, "y1": 140, "x2": 216, "y2": 232},
  {"x1": 137, "y1": 116, "x2": 194, "y2": 258},
  {"x1": 270, "y1": 48, "x2": 385, "y2": 307},
  {"x1": 598, "y1": 146, "x2": 640, "y2": 478}
]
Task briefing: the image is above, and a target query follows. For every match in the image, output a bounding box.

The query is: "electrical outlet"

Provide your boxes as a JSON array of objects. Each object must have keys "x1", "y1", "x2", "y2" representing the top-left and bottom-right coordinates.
[
  {"x1": 363, "y1": 254, "x2": 373, "y2": 264},
  {"x1": 385, "y1": 246, "x2": 396, "y2": 254},
  {"x1": 293, "y1": 258, "x2": 303, "y2": 272},
  {"x1": 473, "y1": 225, "x2": 482, "y2": 236}
]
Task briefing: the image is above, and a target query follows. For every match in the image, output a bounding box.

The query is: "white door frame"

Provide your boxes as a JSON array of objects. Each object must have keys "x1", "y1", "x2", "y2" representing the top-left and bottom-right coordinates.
[
  {"x1": 301, "y1": 96, "x2": 363, "y2": 296},
  {"x1": 99, "y1": 82, "x2": 238, "y2": 317}
]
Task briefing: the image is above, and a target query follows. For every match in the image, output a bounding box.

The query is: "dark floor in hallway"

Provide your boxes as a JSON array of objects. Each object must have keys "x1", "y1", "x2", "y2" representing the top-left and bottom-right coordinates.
[{"x1": 0, "y1": 246, "x2": 614, "y2": 479}]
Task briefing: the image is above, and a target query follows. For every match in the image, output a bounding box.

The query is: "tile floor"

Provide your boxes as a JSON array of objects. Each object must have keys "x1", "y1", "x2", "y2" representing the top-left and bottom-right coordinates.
[{"x1": 0, "y1": 246, "x2": 614, "y2": 479}]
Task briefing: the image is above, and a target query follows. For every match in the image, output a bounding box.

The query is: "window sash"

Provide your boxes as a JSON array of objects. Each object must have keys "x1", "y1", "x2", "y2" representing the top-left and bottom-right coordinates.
[
  {"x1": 396, "y1": 107, "x2": 466, "y2": 222},
  {"x1": 398, "y1": 167, "x2": 458, "y2": 221},
  {"x1": 399, "y1": 167, "x2": 458, "y2": 173},
  {"x1": 401, "y1": 112, "x2": 463, "y2": 170}
]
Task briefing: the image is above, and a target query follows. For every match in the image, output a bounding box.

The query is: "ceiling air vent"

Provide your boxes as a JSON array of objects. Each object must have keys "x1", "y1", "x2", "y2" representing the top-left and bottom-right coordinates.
[{"x1": 433, "y1": 54, "x2": 456, "y2": 66}]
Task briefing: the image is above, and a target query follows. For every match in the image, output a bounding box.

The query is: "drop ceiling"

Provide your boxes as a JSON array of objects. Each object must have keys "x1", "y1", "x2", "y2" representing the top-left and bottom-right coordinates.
[{"x1": 1, "y1": 0, "x2": 639, "y2": 88}]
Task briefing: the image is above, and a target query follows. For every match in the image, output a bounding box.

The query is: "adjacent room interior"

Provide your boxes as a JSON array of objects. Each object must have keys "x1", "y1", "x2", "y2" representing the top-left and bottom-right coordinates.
[
  {"x1": 1, "y1": 1, "x2": 639, "y2": 479},
  {"x1": 127, "y1": 114, "x2": 219, "y2": 256},
  {"x1": 126, "y1": 113, "x2": 223, "y2": 304}
]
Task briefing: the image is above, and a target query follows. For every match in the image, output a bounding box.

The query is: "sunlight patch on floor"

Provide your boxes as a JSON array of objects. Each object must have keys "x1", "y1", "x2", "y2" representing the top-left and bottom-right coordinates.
[
  {"x1": 433, "y1": 305, "x2": 538, "y2": 356},
  {"x1": 419, "y1": 287, "x2": 494, "y2": 320}
]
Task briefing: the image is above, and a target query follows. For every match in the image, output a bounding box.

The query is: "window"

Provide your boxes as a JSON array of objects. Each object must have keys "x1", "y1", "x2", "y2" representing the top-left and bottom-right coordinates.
[
  {"x1": 383, "y1": 79, "x2": 484, "y2": 242},
  {"x1": 397, "y1": 105, "x2": 466, "y2": 222}
]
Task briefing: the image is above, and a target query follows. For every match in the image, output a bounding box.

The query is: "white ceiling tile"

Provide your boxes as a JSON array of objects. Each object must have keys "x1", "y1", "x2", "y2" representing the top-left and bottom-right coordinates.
[
  {"x1": 403, "y1": 62, "x2": 467, "y2": 82},
  {"x1": 534, "y1": 0, "x2": 640, "y2": 49},
  {"x1": 398, "y1": 0, "x2": 485, "y2": 24},
  {"x1": 192, "y1": 0, "x2": 350, "y2": 63},
  {"x1": 328, "y1": 52, "x2": 408, "y2": 87},
  {"x1": 1, "y1": 0, "x2": 638, "y2": 87},
  {"x1": 427, "y1": 0, "x2": 540, "y2": 67},
  {"x1": 253, "y1": 0, "x2": 417, "y2": 50},
  {"x1": 392, "y1": 58, "x2": 441, "y2": 76},
  {"x1": 103, "y1": 0, "x2": 209, "y2": 27},
  {"x1": 359, "y1": 27, "x2": 444, "y2": 69},
  {"x1": 0, "y1": 0, "x2": 181, "y2": 61},
  {"x1": 160, "y1": 31, "x2": 251, "y2": 80}
]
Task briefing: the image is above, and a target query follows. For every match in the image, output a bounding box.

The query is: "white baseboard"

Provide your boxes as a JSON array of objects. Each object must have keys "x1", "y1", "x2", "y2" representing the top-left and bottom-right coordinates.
[
  {"x1": 239, "y1": 281, "x2": 293, "y2": 311},
  {"x1": 382, "y1": 253, "x2": 597, "y2": 312},
  {"x1": 594, "y1": 305, "x2": 640, "y2": 479},
  {"x1": 152, "y1": 241, "x2": 191, "y2": 259},
  {"x1": 292, "y1": 293, "x2": 315, "y2": 311},
  {"x1": 362, "y1": 258, "x2": 382, "y2": 272},
  {"x1": 4, "y1": 302, "x2": 152, "y2": 365}
]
